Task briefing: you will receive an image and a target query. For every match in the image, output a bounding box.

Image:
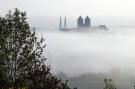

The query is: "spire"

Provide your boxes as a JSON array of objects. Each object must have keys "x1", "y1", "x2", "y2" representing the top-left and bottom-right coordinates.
[
  {"x1": 59, "y1": 16, "x2": 62, "y2": 30},
  {"x1": 64, "y1": 16, "x2": 67, "y2": 28}
]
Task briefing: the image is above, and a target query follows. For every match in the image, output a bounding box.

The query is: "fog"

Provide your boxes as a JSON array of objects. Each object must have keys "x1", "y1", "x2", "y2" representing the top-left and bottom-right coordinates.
[
  {"x1": 35, "y1": 27, "x2": 135, "y2": 76},
  {"x1": 28, "y1": 16, "x2": 135, "y2": 31}
]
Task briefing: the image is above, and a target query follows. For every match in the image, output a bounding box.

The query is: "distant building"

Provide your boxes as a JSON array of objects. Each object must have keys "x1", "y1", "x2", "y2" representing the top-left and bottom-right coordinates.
[
  {"x1": 59, "y1": 16, "x2": 108, "y2": 31},
  {"x1": 98, "y1": 25, "x2": 108, "y2": 29}
]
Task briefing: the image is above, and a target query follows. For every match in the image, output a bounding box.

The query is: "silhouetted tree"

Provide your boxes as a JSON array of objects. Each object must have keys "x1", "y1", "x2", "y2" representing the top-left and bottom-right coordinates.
[
  {"x1": 0, "y1": 8, "x2": 77, "y2": 89},
  {"x1": 0, "y1": 16, "x2": 10, "y2": 89},
  {"x1": 104, "y1": 79, "x2": 116, "y2": 89}
]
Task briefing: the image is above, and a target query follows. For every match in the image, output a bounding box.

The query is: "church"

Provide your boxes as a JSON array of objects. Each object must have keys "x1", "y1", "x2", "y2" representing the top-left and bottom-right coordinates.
[{"x1": 59, "y1": 16, "x2": 108, "y2": 31}]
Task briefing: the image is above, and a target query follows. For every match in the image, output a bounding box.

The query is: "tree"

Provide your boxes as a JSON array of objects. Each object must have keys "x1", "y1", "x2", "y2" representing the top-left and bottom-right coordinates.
[
  {"x1": 3, "y1": 8, "x2": 59, "y2": 89},
  {"x1": 0, "y1": 16, "x2": 11, "y2": 89},
  {"x1": 104, "y1": 79, "x2": 116, "y2": 89},
  {"x1": 4, "y1": 8, "x2": 35, "y2": 88},
  {"x1": 0, "y1": 8, "x2": 77, "y2": 89}
]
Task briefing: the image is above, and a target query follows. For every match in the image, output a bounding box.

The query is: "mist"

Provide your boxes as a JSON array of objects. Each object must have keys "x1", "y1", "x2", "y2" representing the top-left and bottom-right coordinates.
[
  {"x1": 28, "y1": 16, "x2": 135, "y2": 30},
  {"x1": 34, "y1": 27, "x2": 135, "y2": 76}
]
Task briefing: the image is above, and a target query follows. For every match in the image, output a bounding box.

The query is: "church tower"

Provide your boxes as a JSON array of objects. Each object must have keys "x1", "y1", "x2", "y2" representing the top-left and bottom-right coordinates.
[
  {"x1": 59, "y1": 16, "x2": 62, "y2": 30},
  {"x1": 64, "y1": 16, "x2": 67, "y2": 28},
  {"x1": 77, "y1": 16, "x2": 83, "y2": 28},
  {"x1": 84, "y1": 16, "x2": 91, "y2": 27}
]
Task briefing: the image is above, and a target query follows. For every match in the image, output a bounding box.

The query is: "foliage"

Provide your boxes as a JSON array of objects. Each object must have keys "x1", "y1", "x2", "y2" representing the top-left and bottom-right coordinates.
[
  {"x1": 104, "y1": 79, "x2": 116, "y2": 89},
  {"x1": 0, "y1": 8, "x2": 76, "y2": 89},
  {"x1": 0, "y1": 15, "x2": 11, "y2": 89}
]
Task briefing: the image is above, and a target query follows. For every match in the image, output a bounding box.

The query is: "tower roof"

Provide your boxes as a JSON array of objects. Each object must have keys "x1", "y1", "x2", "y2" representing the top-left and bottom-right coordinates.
[
  {"x1": 85, "y1": 16, "x2": 90, "y2": 20},
  {"x1": 78, "y1": 16, "x2": 83, "y2": 20}
]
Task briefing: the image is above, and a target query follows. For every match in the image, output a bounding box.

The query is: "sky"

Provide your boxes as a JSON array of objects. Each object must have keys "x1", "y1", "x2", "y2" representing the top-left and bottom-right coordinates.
[
  {"x1": 1, "y1": 0, "x2": 135, "y2": 28},
  {"x1": 0, "y1": 0, "x2": 135, "y2": 17}
]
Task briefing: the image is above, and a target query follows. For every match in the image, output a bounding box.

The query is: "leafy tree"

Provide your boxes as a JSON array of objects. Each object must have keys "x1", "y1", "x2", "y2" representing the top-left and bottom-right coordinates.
[
  {"x1": 0, "y1": 15, "x2": 13, "y2": 89},
  {"x1": 0, "y1": 8, "x2": 77, "y2": 89},
  {"x1": 104, "y1": 79, "x2": 116, "y2": 89}
]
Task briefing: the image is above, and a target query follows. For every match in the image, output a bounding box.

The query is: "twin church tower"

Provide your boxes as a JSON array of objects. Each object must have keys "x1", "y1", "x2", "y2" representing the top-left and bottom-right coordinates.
[{"x1": 77, "y1": 16, "x2": 91, "y2": 28}]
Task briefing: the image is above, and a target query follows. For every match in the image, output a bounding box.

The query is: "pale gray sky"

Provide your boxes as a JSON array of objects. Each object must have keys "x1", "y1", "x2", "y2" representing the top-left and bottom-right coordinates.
[
  {"x1": 1, "y1": 0, "x2": 135, "y2": 28},
  {"x1": 0, "y1": 0, "x2": 135, "y2": 17}
]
